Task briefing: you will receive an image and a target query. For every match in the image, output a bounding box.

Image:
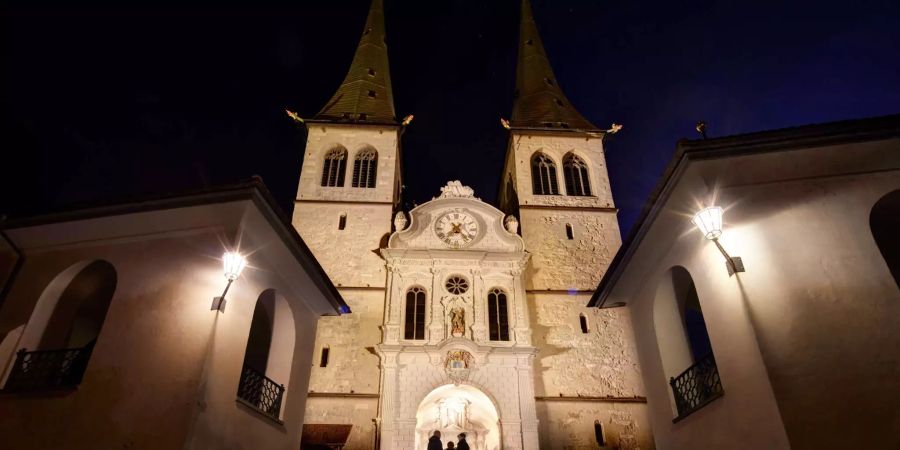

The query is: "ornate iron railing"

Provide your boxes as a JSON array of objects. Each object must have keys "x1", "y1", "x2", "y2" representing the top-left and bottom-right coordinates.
[
  {"x1": 237, "y1": 364, "x2": 284, "y2": 419},
  {"x1": 4, "y1": 342, "x2": 94, "y2": 392},
  {"x1": 670, "y1": 352, "x2": 723, "y2": 419}
]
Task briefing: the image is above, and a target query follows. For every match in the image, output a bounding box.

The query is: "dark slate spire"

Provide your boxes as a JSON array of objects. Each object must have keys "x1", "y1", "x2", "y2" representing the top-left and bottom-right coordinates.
[
  {"x1": 315, "y1": 0, "x2": 395, "y2": 123},
  {"x1": 511, "y1": 0, "x2": 597, "y2": 131}
]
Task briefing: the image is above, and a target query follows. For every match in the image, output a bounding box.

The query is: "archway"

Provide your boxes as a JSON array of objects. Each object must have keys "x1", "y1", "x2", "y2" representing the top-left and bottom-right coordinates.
[{"x1": 415, "y1": 384, "x2": 501, "y2": 450}]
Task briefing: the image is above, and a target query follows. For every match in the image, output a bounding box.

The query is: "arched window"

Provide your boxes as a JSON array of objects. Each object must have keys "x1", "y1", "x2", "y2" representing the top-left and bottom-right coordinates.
[
  {"x1": 531, "y1": 153, "x2": 559, "y2": 195},
  {"x1": 653, "y1": 266, "x2": 721, "y2": 417},
  {"x1": 5, "y1": 260, "x2": 116, "y2": 392},
  {"x1": 404, "y1": 287, "x2": 426, "y2": 340},
  {"x1": 563, "y1": 153, "x2": 592, "y2": 196},
  {"x1": 871, "y1": 190, "x2": 900, "y2": 289},
  {"x1": 579, "y1": 314, "x2": 589, "y2": 333},
  {"x1": 321, "y1": 147, "x2": 347, "y2": 187},
  {"x1": 352, "y1": 147, "x2": 378, "y2": 188},
  {"x1": 238, "y1": 289, "x2": 295, "y2": 419},
  {"x1": 487, "y1": 288, "x2": 510, "y2": 341}
]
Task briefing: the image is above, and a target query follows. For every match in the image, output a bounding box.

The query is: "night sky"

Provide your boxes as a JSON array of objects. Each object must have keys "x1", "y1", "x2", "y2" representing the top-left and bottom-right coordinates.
[{"x1": 3, "y1": 0, "x2": 899, "y2": 234}]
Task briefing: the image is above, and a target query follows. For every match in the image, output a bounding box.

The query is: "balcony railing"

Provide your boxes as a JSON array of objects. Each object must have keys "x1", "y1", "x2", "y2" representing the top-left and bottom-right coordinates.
[
  {"x1": 669, "y1": 352, "x2": 723, "y2": 420},
  {"x1": 236, "y1": 364, "x2": 284, "y2": 420},
  {"x1": 4, "y1": 342, "x2": 95, "y2": 392}
]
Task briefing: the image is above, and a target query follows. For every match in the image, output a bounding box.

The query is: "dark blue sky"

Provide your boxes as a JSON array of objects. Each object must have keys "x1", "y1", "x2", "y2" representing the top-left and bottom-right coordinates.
[{"x1": 2, "y1": 0, "x2": 898, "y2": 234}]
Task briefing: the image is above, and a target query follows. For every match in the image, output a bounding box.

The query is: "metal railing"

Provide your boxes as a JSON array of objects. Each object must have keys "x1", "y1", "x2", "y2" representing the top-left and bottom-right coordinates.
[
  {"x1": 236, "y1": 364, "x2": 284, "y2": 419},
  {"x1": 669, "y1": 352, "x2": 723, "y2": 419},
  {"x1": 4, "y1": 342, "x2": 95, "y2": 392}
]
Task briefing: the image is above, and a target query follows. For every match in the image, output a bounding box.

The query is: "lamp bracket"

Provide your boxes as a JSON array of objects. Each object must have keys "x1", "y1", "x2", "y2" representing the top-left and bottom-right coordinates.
[
  {"x1": 726, "y1": 256, "x2": 745, "y2": 276},
  {"x1": 211, "y1": 296, "x2": 227, "y2": 313}
]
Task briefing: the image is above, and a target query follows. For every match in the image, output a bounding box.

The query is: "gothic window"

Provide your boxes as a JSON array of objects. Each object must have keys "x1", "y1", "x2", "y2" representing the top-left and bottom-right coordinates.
[
  {"x1": 445, "y1": 276, "x2": 469, "y2": 295},
  {"x1": 321, "y1": 147, "x2": 347, "y2": 187},
  {"x1": 404, "y1": 287, "x2": 427, "y2": 340},
  {"x1": 579, "y1": 314, "x2": 589, "y2": 333},
  {"x1": 531, "y1": 153, "x2": 559, "y2": 195},
  {"x1": 352, "y1": 148, "x2": 378, "y2": 188},
  {"x1": 563, "y1": 153, "x2": 592, "y2": 196},
  {"x1": 487, "y1": 288, "x2": 510, "y2": 341}
]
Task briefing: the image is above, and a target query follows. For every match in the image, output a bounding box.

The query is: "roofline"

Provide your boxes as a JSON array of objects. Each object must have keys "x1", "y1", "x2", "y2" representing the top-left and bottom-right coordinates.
[
  {"x1": 0, "y1": 179, "x2": 350, "y2": 314},
  {"x1": 304, "y1": 119, "x2": 400, "y2": 128},
  {"x1": 588, "y1": 113, "x2": 900, "y2": 308},
  {"x1": 509, "y1": 126, "x2": 605, "y2": 137}
]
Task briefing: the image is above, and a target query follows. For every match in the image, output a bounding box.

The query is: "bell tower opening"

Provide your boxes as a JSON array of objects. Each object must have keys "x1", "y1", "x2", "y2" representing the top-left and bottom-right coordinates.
[{"x1": 415, "y1": 384, "x2": 501, "y2": 450}]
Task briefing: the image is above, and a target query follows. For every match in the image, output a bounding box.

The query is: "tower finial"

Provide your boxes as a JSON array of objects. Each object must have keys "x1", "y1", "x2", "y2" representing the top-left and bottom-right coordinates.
[
  {"x1": 315, "y1": 0, "x2": 396, "y2": 123},
  {"x1": 511, "y1": 0, "x2": 596, "y2": 131}
]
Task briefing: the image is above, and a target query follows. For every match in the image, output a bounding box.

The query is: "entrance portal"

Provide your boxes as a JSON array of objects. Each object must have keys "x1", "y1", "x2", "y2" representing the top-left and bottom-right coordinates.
[{"x1": 415, "y1": 384, "x2": 500, "y2": 450}]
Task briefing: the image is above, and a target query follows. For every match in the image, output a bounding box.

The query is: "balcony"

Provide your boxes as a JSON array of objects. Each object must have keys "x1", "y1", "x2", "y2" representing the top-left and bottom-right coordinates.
[
  {"x1": 236, "y1": 364, "x2": 285, "y2": 420},
  {"x1": 3, "y1": 342, "x2": 95, "y2": 393},
  {"x1": 670, "y1": 352, "x2": 724, "y2": 421}
]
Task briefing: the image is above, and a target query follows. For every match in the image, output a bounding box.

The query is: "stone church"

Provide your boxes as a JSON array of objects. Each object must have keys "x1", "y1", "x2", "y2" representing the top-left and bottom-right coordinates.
[{"x1": 292, "y1": 1, "x2": 650, "y2": 448}]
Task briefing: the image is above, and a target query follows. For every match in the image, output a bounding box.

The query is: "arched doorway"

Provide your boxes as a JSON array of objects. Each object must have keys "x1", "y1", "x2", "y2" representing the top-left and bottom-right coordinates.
[{"x1": 415, "y1": 384, "x2": 500, "y2": 450}]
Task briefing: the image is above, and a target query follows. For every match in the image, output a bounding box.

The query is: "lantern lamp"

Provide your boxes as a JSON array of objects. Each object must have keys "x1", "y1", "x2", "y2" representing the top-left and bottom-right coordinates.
[
  {"x1": 212, "y1": 251, "x2": 247, "y2": 312},
  {"x1": 692, "y1": 206, "x2": 745, "y2": 276}
]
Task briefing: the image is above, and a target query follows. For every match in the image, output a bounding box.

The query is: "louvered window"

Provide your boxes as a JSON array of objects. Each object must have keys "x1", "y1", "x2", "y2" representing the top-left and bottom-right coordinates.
[
  {"x1": 488, "y1": 288, "x2": 510, "y2": 341},
  {"x1": 321, "y1": 147, "x2": 347, "y2": 187},
  {"x1": 404, "y1": 287, "x2": 426, "y2": 340},
  {"x1": 563, "y1": 153, "x2": 591, "y2": 196},
  {"x1": 352, "y1": 148, "x2": 378, "y2": 188},
  {"x1": 531, "y1": 153, "x2": 559, "y2": 195}
]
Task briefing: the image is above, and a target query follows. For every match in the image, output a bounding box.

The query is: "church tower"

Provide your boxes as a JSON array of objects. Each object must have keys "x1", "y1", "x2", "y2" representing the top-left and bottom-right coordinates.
[
  {"x1": 292, "y1": 0, "x2": 401, "y2": 446},
  {"x1": 498, "y1": 1, "x2": 646, "y2": 447}
]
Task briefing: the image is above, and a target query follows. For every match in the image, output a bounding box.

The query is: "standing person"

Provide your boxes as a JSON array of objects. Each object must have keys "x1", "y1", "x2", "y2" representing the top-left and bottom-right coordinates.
[
  {"x1": 427, "y1": 431, "x2": 443, "y2": 450},
  {"x1": 456, "y1": 433, "x2": 470, "y2": 450}
]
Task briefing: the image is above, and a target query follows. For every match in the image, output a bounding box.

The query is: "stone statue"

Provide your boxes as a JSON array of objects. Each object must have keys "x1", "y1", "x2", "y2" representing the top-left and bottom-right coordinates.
[
  {"x1": 393, "y1": 211, "x2": 408, "y2": 231},
  {"x1": 504, "y1": 215, "x2": 519, "y2": 234},
  {"x1": 450, "y1": 307, "x2": 465, "y2": 336}
]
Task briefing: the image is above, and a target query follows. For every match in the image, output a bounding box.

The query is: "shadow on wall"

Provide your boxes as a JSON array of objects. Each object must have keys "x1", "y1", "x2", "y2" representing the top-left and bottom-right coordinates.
[{"x1": 870, "y1": 189, "x2": 900, "y2": 288}]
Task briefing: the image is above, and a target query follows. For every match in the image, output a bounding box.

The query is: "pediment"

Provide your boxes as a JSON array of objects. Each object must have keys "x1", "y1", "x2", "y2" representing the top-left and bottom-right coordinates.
[{"x1": 388, "y1": 181, "x2": 523, "y2": 253}]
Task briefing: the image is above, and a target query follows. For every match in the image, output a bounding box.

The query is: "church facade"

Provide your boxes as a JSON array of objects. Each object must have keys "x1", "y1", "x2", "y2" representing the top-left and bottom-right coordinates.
[{"x1": 292, "y1": 1, "x2": 651, "y2": 449}]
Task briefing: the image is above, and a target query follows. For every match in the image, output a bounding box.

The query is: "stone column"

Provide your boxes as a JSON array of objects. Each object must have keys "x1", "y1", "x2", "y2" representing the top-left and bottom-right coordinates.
[
  {"x1": 378, "y1": 350, "x2": 400, "y2": 449},
  {"x1": 517, "y1": 354, "x2": 540, "y2": 450}
]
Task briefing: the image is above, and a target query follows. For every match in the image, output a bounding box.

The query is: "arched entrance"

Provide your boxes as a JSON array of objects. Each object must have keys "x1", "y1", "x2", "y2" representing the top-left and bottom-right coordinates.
[{"x1": 415, "y1": 384, "x2": 501, "y2": 450}]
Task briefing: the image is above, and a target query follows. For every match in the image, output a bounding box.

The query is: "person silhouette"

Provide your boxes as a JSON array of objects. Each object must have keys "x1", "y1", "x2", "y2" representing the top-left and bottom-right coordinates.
[
  {"x1": 446, "y1": 441, "x2": 455, "y2": 450},
  {"x1": 427, "y1": 430, "x2": 442, "y2": 450},
  {"x1": 456, "y1": 433, "x2": 470, "y2": 450}
]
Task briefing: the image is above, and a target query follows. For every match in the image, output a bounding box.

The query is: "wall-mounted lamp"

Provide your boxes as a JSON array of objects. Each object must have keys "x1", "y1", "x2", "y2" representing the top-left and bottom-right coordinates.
[
  {"x1": 211, "y1": 251, "x2": 247, "y2": 312},
  {"x1": 692, "y1": 206, "x2": 745, "y2": 276}
]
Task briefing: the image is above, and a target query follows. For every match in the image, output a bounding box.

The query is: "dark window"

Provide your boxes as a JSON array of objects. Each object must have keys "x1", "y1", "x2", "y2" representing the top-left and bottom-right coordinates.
[
  {"x1": 531, "y1": 153, "x2": 559, "y2": 195},
  {"x1": 352, "y1": 148, "x2": 378, "y2": 188},
  {"x1": 544, "y1": 77, "x2": 555, "y2": 86},
  {"x1": 563, "y1": 153, "x2": 592, "y2": 196},
  {"x1": 871, "y1": 190, "x2": 900, "y2": 289},
  {"x1": 319, "y1": 347, "x2": 330, "y2": 367},
  {"x1": 488, "y1": 288, "x2": 510, "y2": 341},
  {"x1": 566, "y1": 223, "x2": 574, "y2": 240},
  {"x1": 321, "y1": 147, "x2": 347, "y2": 187},
  {"x1": 367, "y1": 90, "x2": 377, "y2": 98},
  {"x1": 404, "y1": 287, "x2": 426, "y2": 340},
  {"x1": 367, "y1": 68, "x2": 376, "y2": 76},
  {"x1": 526, "y1": 39, "x2": 533, "y2": 46},
  {"x1": 338, "y1": 213, "x2": 347, "y2": 230},
  {"x1": 555, "y1": 98, "x2": 564, "y2": 106},
  {"x1": 579, "y1": 314, "x2": 589, "y2": 333}
]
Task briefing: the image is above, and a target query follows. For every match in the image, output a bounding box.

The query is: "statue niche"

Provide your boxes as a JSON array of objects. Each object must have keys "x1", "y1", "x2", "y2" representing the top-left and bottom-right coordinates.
[{"x1": 450, "y1": 307, "x2": 465, "y2": 337}]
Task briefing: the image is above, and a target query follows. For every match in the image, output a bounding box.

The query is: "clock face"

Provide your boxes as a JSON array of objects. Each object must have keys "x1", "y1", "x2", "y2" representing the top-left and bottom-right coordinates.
[{"x1": 434, "y1": 211, "x2": 479, "y2": 248}]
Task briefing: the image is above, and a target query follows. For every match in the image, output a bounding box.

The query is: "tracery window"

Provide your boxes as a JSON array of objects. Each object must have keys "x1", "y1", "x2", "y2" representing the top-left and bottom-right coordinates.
[
  {"x1": 563, "y1": 153, "x2": 592, "y2": 196},
  {"x1": 487, "y1": 288, "x2": 510, "y2": 341},
  {"x1": 445, "y1": 276, "x2": 469, "y2": 295},
  {"x1": 404, "y1": 287, "x2": 427, "y2": 340},
  {"x1": 531, "y1": 153, "x2": 559, "y2": 195},
  {"x1": 321, "y1": 147, "x2": 347, "y2": 187},
  {"x1": 352, "y1": 148, "x2": 378, "y2": 188}
]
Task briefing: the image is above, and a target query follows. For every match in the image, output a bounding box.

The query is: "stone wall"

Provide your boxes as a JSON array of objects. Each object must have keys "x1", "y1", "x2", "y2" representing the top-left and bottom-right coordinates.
[
  {"x1": 536, "y1": 401, "x2": 653, "y2": 450},
  {"x1": 530, "y1": 294, "x2": 644, "y2": 399},
  {"x1": 520, "y1": 209, "x2": 621, "y2": 290},
  {"x1": 304, "y1": 397, "x2": 379, "y2": 450}
]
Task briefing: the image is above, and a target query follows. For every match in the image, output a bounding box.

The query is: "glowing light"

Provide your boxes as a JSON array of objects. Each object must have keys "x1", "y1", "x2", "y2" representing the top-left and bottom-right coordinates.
[
  {"x1": 691, "y1": 206, "x2": 724, "y2": 240},
  {"x1": 222, "y1": 252, "x2": 247, "y2": 281}
]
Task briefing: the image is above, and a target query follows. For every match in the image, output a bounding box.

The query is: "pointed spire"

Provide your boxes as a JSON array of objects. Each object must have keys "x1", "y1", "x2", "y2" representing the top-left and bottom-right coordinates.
[
  {"x1": 511, "y1": 0, "x2": 596, "y2": 131},
  {"x1": 315, "y1": 0, "x2": 396, "y2": 123}
]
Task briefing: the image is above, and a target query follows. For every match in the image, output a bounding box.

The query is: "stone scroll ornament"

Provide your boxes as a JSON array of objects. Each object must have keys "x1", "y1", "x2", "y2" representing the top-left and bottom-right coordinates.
[
  {"x1": 444, "y1": 350, "x2": 473, "y2": 384},
  {"x1": 393, "y1": 211, "x2": 408, "y2": 231},
  {"x1": 504, "y1": 215, "x2": 519, "y2": 234}
]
